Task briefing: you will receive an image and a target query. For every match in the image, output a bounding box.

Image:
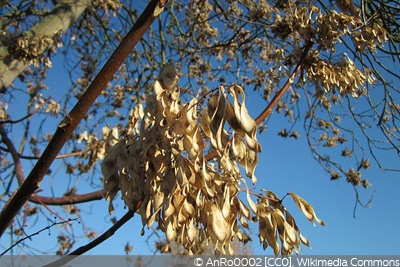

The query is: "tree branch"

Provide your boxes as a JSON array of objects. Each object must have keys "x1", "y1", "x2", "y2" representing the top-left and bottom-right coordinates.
[
  {"x1": 1, "y1": 218, "x2": 79, "y2": 256},
  {"x1": 29, "y1": 189, "x2": 105, "y2": 206},
  {"x1": 0, "y1": 0, "x2": 167, "y2": 237},
  {"x1": 0, "y1": 143, "x2": 100, "y2": 160},
  {"x1": 0, "y1": 124, "x2": 25, "y2": 185},
  {"x1": 255, "y1": 41, "x2": 314, "y2": 124},
  {"x1": 1, "y1": 122, "x2": 105, "y2": 206},
  {"x1": 0, "y1": 109, "x2": 38, "y2": 125},
  {"x1": 43, "y1": 209, "x2": 136, "y2": 267}
]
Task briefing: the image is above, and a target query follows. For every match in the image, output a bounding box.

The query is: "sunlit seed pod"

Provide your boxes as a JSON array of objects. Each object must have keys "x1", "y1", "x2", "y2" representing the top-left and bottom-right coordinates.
[
  {"x1": 226, "y1": 101, "x2": 245, "y2": 135},
  {"x1": 147, "y1": 208, "x2": 160, "y2": 228},
  {"x1": 162, "y1": 200, "x2": 175, "y2": 218},
  {"x1": 288, "y1": 192, "x2": 325, "y2": 226},
  {"x1": 157, "y1": 61, "x2": 179, "y2": 90},
  {"x1": 154, "y1": 191, "x2": 164, "y2": 211},
  {"x1": 245, "y1": 186, "x2": 258, "y2": 214},
  {"x1": 166, "y1": 221, "x2": 176, "y2": 242},
  {"x1": 186, "y1": 218, "x2": 197, "y2": 243},
  {"x1": 284, "y1": 220, "x2": 298, "y2": 245},
  {"x1": 239, "y1": 215, "x2": 249, "y2": 229},
  {"x1": 238, "y1": 199, "x2": 251, "y2": 219},
  {"x1": 230, "y1": 135, "x2": 246, "y2": 161},
  {"x1": 282, "y1": 240, "x2": 291, "y2": 255},
  {"x1": 177, "y1": 208, "x2": 187, "y2": 224},
  {"x1": 221, "y1": 185, "x2": 231, "y2": 219},
  {"x1": 201, "y1": 110, "x2": 211, "y2": 137},
  {"x1": 202, "y1": 179, "x2": 216, "y2": 197},
  {"x1": 220, "y1": 153, "x2": 235, "y2": 174},
  {"x1": 186, "y1": 98, "x2": 198, "y2": 123},
  {"x1": 195, "y1": 189, "x2": 203, "y2": 208},
  {"x1": 260, "y1": 211, "x2": 280, "y2": 255},
  {"x1": 171, "y1": 87, "x2": 180, "y2": 101},
  {"x1": 245, "y1": 134, "x2": 261, "y2": 152},
  {"x1": 239, "y1": 105, "x2": 257, "y2": 134},
  {"x1": 209, "y1": 203, "x2": 231, "y2": 243},
  {"x1": 182, "y1": 200, "x2": 195, "y2": 217},
  {"x1": 201, "y1": 160, "x2": 212, "y2": 183},
  {"x1": 169, "y1": 100, "x2": 181, "y2": 116},
  {"x1": 299, "y1": 232, "x2": 310, "y2": 247},
  {"x1": 153, "y1": 80, "x2": 165, "y2": 97}
]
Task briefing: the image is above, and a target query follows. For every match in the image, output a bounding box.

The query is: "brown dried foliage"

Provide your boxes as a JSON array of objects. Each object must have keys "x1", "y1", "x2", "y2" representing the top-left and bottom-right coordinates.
[{"x1": 102, "y1": 62, "x2": 324, "y2": 255}]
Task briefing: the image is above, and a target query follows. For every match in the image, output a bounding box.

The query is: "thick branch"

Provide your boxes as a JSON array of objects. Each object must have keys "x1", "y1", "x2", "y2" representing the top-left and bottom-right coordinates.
[
  {"x1": 30, "y1": 189, "x2": 105, "y2": 205},
  {"x1": 0, "y1": 0, "x2": 166, "y2": 237}
]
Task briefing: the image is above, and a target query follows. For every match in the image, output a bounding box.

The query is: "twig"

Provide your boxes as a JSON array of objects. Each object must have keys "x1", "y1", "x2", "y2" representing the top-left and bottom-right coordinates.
[
  {"x1": 0, "y1": 143, "x2": 100, "y2": 160},
  {"x1": 238, "y1": 188, "x2": 281, "y2": 203},
  {"x1": 0, "y1": 110, "x2": 38, "y2": 125},
  {"x1": 0, "y1": 0, "x2": 167, "y2": 237},
  {"x1": 0, "y1": 218, "x2": 79, "y2": 256},
  {"x1": 43, "y1": 210, "x2": 135, "y2": 267},
  {"x1": 30, "y1": 194, "x2": 69, "y2": 222}
]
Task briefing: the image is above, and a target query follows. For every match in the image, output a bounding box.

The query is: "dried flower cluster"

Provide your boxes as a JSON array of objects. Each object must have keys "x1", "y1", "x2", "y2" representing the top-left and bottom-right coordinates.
[
  {"x1": 92, "y1": 0, "x2": 122, "y2": 17},
  {"x1": 291, "y1": 6, "x2": 385, "y2": 100},
  {"x1": 3, "y1": 31, "x2": 64, "y2": 68},
  {"x1": 306, "y1": 53, "x2": 375, "y2": 98},
  {"x1": 102, "y1": 62, "x2": 324, "y2": 255}
]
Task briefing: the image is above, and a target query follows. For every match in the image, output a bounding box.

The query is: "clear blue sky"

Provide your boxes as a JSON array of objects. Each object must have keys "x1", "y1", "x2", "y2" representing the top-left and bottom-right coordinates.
[{"x1": 1, "y1": 12, "x2": 400, "y2": 256}]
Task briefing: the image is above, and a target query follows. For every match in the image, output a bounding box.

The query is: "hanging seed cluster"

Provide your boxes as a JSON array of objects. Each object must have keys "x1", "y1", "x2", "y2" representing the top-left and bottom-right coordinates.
[{"x1": 102, "y1": 62, "x2": 324, "y2": 255}]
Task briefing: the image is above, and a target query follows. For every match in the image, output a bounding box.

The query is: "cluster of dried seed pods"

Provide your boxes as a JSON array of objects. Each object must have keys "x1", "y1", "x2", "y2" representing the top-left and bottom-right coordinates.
[{"x1": 102, "y1": 62, "x2": 324, "y2": 255}]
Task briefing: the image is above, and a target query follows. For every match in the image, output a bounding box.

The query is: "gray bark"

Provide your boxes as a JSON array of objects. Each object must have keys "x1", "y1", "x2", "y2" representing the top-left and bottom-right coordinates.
[{"x1": 0, "y1": 0, "x2": 90, "y2": 90}]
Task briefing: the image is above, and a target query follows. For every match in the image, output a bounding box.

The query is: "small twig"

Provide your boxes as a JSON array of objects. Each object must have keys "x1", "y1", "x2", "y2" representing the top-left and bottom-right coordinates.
[
  {"x1": 0, "y1": 218, "x2": 79, "y2": 256},
  {"x1": 186, "y1": 85, "x2": 221, "y2": 112},
  {"x1": 30, "y1": 194, "x2": 69, "y2": 222},
  {"x1": 0, "y1": 109, "x2": 39, "y2": 125},
  {"x1": 280, "y1": 193, "x2": 290, "y2": 203},
  {"x1": 43, "y1": 210, "x2": 136, "y2": 267},
  {"x1": 0, "y1": 143, "x2": 100, "y2": 160},
  {"x1": 238, "y1": 188, "x2": 281, "y2": 203}
]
